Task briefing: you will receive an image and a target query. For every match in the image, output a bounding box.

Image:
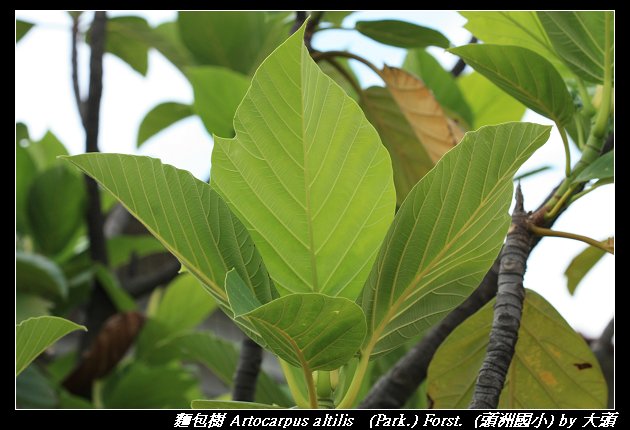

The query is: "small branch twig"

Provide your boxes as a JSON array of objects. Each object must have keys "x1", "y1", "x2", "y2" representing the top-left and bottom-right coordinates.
[
  {"x1": 311, "y1": 50, "x2": 383, "y2": 78},
  {"x1": 450, "y1": 36, "x2": 477, "y2": 77},
  {"x1": 470, "y1": 185, "x2": 531, "y2": 408},
  {"x1": 232, "y1": 338, "x2": 263, "y2": 402},
  {"x1": 528, "y1": 225, "x2": 614, "y2": 254},
  {"x1": 321, "y1": 57, "x2": 363, "y2": 95}
]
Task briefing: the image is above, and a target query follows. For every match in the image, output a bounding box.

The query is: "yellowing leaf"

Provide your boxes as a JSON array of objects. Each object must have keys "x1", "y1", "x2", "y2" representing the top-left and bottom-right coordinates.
[
  {"x1": 427, "y1": 290, "x2": 607, "y2": 408},
  {"x1": 381, "y1": 66, "x2": 463, "y2": 163}
]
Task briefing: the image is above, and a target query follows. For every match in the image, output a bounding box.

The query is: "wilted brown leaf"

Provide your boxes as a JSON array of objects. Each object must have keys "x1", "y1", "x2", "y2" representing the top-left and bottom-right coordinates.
[
  {"x1": 381, "y1": 66, "x2": 463, "y2": 163},
  {"x1": 63, "y1": 311, "x2": 145, "y2": 397}
]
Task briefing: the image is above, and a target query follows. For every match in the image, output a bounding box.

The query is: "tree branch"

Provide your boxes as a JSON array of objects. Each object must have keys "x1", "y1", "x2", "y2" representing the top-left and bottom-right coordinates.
[
  {"x1": 232, "y1": 338, "x2": 263, "y2": 402},
  {"x1": 469, "y1": 186, "x2": 531, "y2": 408},
  {"x1": 79, "y1": 11, "x2": 117, "y2": 350},
  {"x1": 592, "y1": 318, "x2": 614, "y2": 408},
  {"x1": 450, "y1": 36, "x2": 477, "y2": 77},
  {"x1": 122, "y1": 256, "x2": 181, "y2": 298},
  {"x1": 71, "y1": 13, "x2": 85, "y2": 126}
]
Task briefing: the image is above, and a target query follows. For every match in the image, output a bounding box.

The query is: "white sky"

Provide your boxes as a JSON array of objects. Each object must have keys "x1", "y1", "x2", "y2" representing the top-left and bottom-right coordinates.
[{"x1": 15, "y1": 11, "x2": 614, "y2": 338}]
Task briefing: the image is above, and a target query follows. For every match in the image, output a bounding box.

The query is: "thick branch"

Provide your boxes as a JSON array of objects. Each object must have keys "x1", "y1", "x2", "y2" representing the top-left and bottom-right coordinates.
[
  {"x1": 232, "y1": 338, "x2": 263, "y2": 402},
  {"x1": 123, "y1": 257, "x2": 181, "y2": 298},
  {"x1": 592, "y1": 318, "x2": 614, "y2": 408},
  {"x1": 470, "y1": 186, "x2": 531, "y2": 408},
  {"x1": 80, "y1": 11, "x2": 117, "y2": 349},
  {"x1": 450, "y1": 36, "x2": 477, "y2": 77}
]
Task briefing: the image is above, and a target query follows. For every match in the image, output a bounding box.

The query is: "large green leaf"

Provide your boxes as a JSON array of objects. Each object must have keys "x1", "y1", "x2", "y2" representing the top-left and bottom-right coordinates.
[
  {"x1": 242, "y1": 293, "x2": 366, "y2": 372},
  {"x1": 16, "y1": 141, "x2": 38, "y2": 233},
  {"x1": 137, "y1": 102, "x2": 193, "y2": 147},
  {"x1": 538, "y1": 12, "x2": 613, "y2": 84},
  {"x1": 151, "y1": 21, "x2": 195, "y2": 70},
  {"x1": 355, "y1": 20, "x2": 449, "y2": 49},
  {"x1": 149, "y1": 332, "x2": 291, "y2": 407},
  {"x1": 226, "y1": 269, "x2": 261, "y2": 317},
  {"x1": 101, "y1": 362, "x2": 201, "y2": 408},
  {"x1": 63, "y1": 153, "x2": 275, "y2": 341},
  {"x1": 459, "y1": 12, "x2": 569, "y2": 76},
  {"x1": 359, "y1": 122, "x2": 550, "y2": 357},
  {"x1": 177, "y1": 12, "x2": 286, "y2": 75},
  {"x1": 322, "y1": 11, "x2": 354, "y2": 26},
  {"x1": 187, "y1": 66, "x2": 250, "y2": 138},
  {"x1": 16, "y1": 316, "x2": 86, "y2": 376},
  {"x1": 573, "y1": 151, "x2": 614, "y2": 183},
  {"x1": 16, "y1": 19, "x2": 34, "y2": 43},
  {"x1": 427, "y1": 290, "x2": 607, "y2": 408},
  {"x1": 361, "y1": 87, "x2": 433, "y2": 205},
  {"x1": 104, "y1": 19, "x2": 193, "y2": 72},
  {"x1": 449, "y1": 45, "x2": 574, "y2": 127},
  {"x1": 192, "y1": 400, "x2": 282, "y2": 409},
  {"x1": 212, "y1": 24, "x2": 395, "y2": 299},
  {"x1": 403, "y1": 49, "x2": 473, "y2": 128},
  {"x1": 565, "y1": 242, "x2": 609, "y2": 295},
  {"x1": 16, "y1": 252, "x2": 68, "y2": 300},
  {"x1": 137, "y1": 273, "x2": 217, "y2": 357},
  {"x1": 27, "y1": 165, "x2": 86, "y2": 256},
  {"x1": 104, "y1": 16, "x2": 150, "y2": 76},
  {"x1": 457, "y1": 72, "x2": 526, "y2": 129},
  {"x1": 26, "y1": 130, "x2": 68, "y2": 171},
  {"x1": 16, "y1": 294, "x2": 52, "y2": 323}
]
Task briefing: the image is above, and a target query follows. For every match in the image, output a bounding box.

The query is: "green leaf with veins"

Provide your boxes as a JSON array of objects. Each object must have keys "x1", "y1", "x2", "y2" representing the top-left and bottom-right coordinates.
[
  {"x1": 538, "y1": 12, "x2": 613, "y2": 84},
  {"x1": 211, "y1": 23, "x2": 395, "y2": 299},
  {"x1": 241, "y1": 293, "x2": 366, "y2": 371},
  {"x1": 360, "y1": 122, "x2": 550, "y2": 357},
  {"x1": 62, "y1": 153, "x2": 276, "y2": 345},
  {"x1": 16, "y1": 316, "x2": 86, "y2": 376},
  {"x1": 137, "y1": 102, "x2": 193, "y2": 147},
  {"x1": 449, "y1": 44, "x2": 574, "y2": 127},
  {"x1": 356, "y1": 20, "x2": 450, "y2": 49}
]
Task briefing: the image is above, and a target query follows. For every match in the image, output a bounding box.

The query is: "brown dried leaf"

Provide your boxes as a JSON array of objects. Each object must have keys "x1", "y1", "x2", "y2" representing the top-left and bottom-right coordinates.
[
  {"x1": 381, "y1": 66, "x2": 462, "y2": 163},
  {"x1": 63, "y1": 311, "x2": 145, "y2": 397}
]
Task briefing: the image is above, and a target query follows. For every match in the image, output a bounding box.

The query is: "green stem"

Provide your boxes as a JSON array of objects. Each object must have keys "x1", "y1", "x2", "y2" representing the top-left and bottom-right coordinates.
[
  {"x1": 311, "y1": 50, "x2": 383, "y2": 79},
  {"x1": 568, "y1": 178, "x2": 613, "y2": 205},
  {"x1": 558, "y1": 124, "x2": 571, "y2": 177},
  {"x1": 279, "y1": 359, "x2": 309, "y2": 408},
  {"x1": 574, "y1": 115, "x2": 585, "y2": 150},
  {"x1": 337, "y1": 352, "x2": 371, "y2": 409},
  {"x1": 316, "y1": 370, "x2": 334, "y2": 408},
  {"x1": 303, "y1": 366, "x2": 318, "y2": 408},
  {"x1": 529, "y1": 225, "x2": 614, "y2": 254},
  {"x1": 321, "y1": 57, "x2": 363, "y2": 95},
  {"x1": 546, "y1": 184, "x2": 577, "y2": 220},
  {"x1": 576, "y1": 77, "x2": 595, "y2": 117}
]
